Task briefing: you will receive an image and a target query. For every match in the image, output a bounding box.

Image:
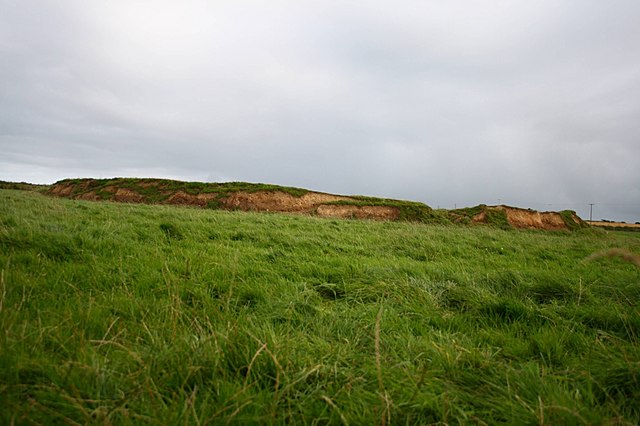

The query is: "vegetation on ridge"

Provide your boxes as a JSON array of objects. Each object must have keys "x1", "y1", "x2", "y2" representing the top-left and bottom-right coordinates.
[
  {"x1": 46, "y1": 178, "x2": 589, "y2": 230},
  {"x1": 0, "y1": 180, "x2": 49, "y2": 192},
  {"x1": 53, "y1": 177, "x2": 310, "y2": 200}
]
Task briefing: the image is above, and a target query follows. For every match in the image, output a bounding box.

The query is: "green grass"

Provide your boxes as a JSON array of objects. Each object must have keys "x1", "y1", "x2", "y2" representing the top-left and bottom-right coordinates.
[
  {"x1": 559, "y1": 210, "x2": 589, "y2": 231},
  {"x1": 0, "y1": 180, "x2": 49, "y2": 192},
  {"x1": 1, "y1": 189, "x2": 639, "y2": 424}
]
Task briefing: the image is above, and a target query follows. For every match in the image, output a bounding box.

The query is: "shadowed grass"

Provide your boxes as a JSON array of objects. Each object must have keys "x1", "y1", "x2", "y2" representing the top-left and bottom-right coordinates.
[{"x1": 0, "y1": 189, "x2": 639, "y2": 424}]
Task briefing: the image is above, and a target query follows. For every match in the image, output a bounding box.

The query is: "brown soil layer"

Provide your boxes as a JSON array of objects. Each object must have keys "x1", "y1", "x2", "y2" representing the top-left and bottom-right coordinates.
[
  {"x1": 471, "y1": 205, "x2": 586, "y2": 231},
  {"x1": 499, "y1": 205, "x2": 571, "y2": 230},
  {"x1": 223, "y1": 191, "x2": 351, "y2": 213},
  {"x1": 114, "y1": 188, "x2": 146, "y2": 203},
  {"x1": 165, "y1": 192, "x2": 218, "y2": 207},
  {"x1": 316, "y1": 204, "x2": 401, "y2": 220}
]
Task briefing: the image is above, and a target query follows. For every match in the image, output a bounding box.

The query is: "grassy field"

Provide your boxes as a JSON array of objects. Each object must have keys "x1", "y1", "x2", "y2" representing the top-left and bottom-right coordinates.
[{"x1": 1, "y1": 189, "x2": 639, "y2": 425}]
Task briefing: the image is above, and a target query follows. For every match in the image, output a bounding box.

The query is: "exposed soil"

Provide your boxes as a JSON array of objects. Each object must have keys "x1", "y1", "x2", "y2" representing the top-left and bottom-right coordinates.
[
  {"x1": 316, "y1": 204, "x2": 401, "y2": 220},
  {"x1": 501, "y1": 206, "x2": 566, "y2": 230},
  {"x1": 165, "y1": 191, "x2": 218, "y2": 207},
  {"x1": 222, "y1": 191, "x2": 351, "y2": 213},
  {"x1": 113, "y1": 188, "x2": 146, "y2": 203},
  {"x1": 49, "y1": 182, "x2": 75, "y2": 197},
  {"x1": 220, "y1": 191, "x2": 399, "y2": 220},
  {"x1": 472, "y1": 205, "x2": 585, "y2": 231}
]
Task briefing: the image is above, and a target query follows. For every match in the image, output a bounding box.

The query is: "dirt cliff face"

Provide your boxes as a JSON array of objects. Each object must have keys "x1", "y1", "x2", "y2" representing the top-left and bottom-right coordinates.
[
  {"x1": 113, "y1": 188, "x2": 146, "y2": 203},
  {"x1": 471, "y1": 205, "x2": 585, "y2": 231},
  {"x1": 165, "y1": 191, "x2": 218, "y2": 207},
  {"x1": 316, "y1": 204, "x2": 401, "y2": 220},
  {"x1": 222, "y1": 191, "x2": 351, "y2": 213},
  {"x1": 49, "y1": 181, "x2": 83, "y2": 197}
]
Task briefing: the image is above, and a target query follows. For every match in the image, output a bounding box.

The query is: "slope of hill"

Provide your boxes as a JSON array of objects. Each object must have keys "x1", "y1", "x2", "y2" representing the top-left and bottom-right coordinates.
[
  {"x1": 47, "y1": 178, "x2": 443, "y2": 223},
  {"x1": 1, "y1": 188, "x2": 638, "y2": 424},
  {"x1": 46, "y1": 178, "x2": 586, "y2": 231}
]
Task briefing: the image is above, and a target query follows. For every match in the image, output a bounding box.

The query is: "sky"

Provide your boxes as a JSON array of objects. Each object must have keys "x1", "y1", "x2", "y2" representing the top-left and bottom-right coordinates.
[{"x1": 1, "y1": 1, "x2": 639, "y2": 222}]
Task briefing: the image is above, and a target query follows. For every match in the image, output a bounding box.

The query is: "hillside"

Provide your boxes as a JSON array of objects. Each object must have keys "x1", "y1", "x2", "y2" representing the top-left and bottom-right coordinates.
[
  {"x1": 48, "y1": 178, "x2": 441, "y2": 223},
  {"x1": 0, "y1": 188, "x2": 638, "y2": 424},
  {"x1": 46, "y1": 178, "x2": 586, "y2": 231}
]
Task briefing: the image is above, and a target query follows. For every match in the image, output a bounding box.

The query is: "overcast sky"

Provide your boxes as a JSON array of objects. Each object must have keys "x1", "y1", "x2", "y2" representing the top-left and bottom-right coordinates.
[{"x1": 1, "y1": 1, "x2": 639, "y2": 222}]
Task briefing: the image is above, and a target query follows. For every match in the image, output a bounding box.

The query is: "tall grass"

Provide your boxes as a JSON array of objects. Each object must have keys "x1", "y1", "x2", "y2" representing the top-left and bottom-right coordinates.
[{"x1": 1, "y1": 189, "x2": 639, "y2": 424}]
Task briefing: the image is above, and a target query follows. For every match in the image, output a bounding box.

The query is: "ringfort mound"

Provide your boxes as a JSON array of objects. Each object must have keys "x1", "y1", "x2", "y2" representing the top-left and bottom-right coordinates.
[{"x1": 44, "y1": 178, "x2": 587, "y2": 231}]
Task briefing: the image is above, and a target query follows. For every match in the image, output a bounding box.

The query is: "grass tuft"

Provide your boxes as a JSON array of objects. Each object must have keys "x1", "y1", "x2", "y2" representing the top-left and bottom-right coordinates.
[{"x1": 159, "y1": 222, "x2": 184, "y2": 240}]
